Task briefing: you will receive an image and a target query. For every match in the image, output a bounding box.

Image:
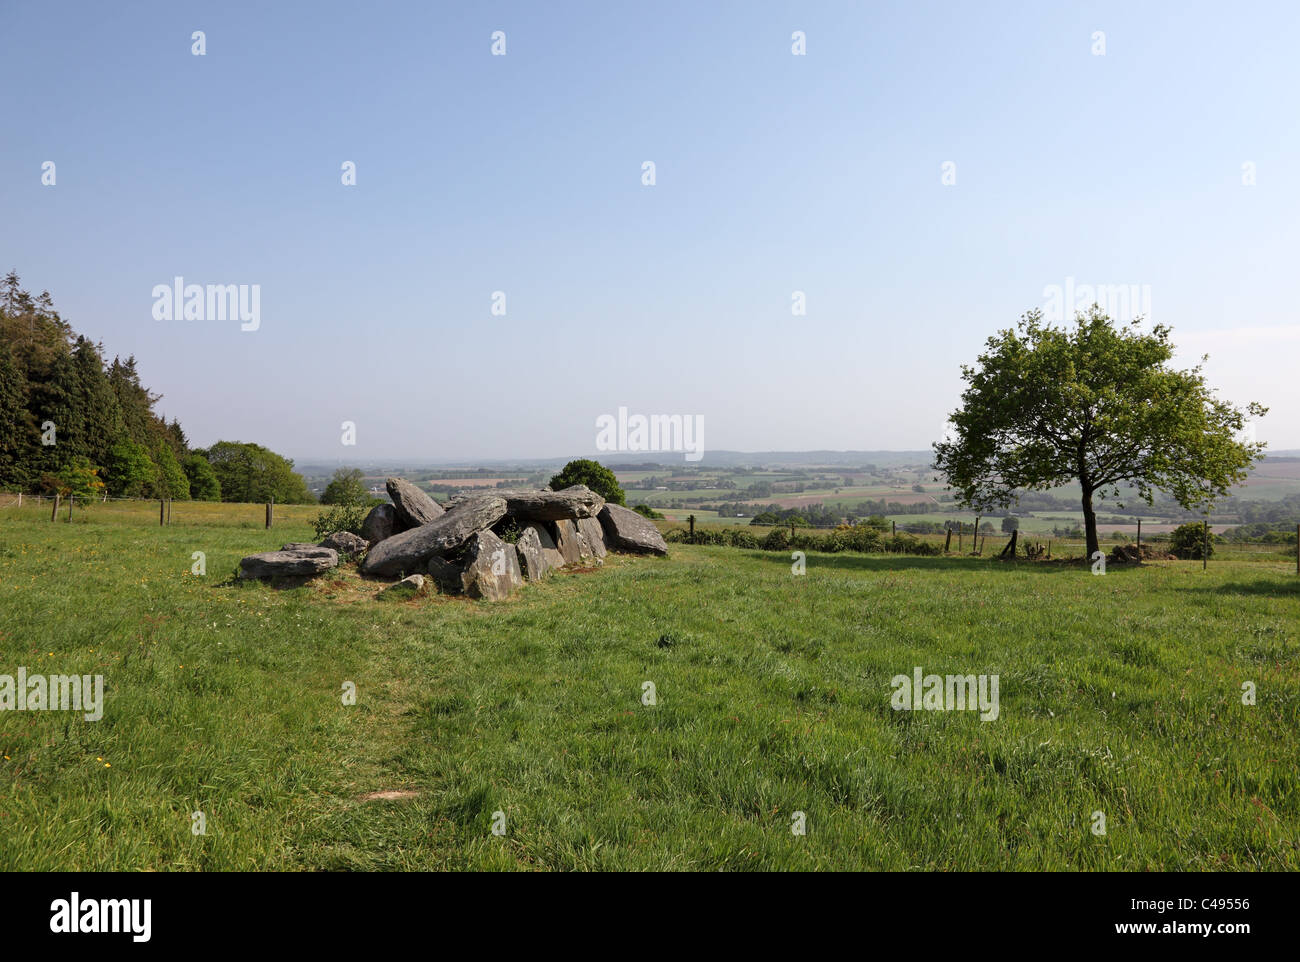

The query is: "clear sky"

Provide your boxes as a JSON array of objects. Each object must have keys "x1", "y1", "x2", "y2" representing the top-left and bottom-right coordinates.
[{"x1": 2, "y1": 0, "x2": 1297, "y2": 462}]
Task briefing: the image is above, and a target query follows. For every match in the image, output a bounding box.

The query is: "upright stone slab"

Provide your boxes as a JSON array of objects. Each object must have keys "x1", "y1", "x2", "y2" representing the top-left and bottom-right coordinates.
[
  {"x1": 553, "y1": 519, "x2": 587, "y2": 566},
  {"x1": 598, "y1": 504, "x2": 668, "y2": 556},
  {"x1": 386, "y1": 477, "x2": 445, "y2": 528},
  {"x1": 576, "y1": 516, "x2": 608, "y2": 559},
  {"x1": 361, "y1": 503, "x2": 400, "y2": 544},
  {"x1": 427, "y1": 530, "x2": 522, "y2": 601},
  {"x1": 361, "y1": 496, "x2": 508, "y2": 577},
  {"x1": 515, "y1": 526, "x2": 552, "y2": 582},
  {"x1": 524, "y1": 522, "x2": 565, "y2": 571}
]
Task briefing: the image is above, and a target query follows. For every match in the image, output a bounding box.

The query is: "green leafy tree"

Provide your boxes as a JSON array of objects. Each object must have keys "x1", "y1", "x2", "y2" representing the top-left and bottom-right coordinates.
[
  {"x1": 182, "y1": 453, "x2": 222, "y2": 501},
  {"x1": 43, "y1": 456, "x2": 105, "y2": 516},
  {"x1": 201, "y1": 441, "x2": 316, "y2": 504},
  {"x1": 632, "y1": 503, "x2": 664, "y2": 519},
  {"x1": 321, "y1": 467, "x2": 368, "y2": 505},
  {"x1": 1001, "y1": 516, "x2": 1019, "y2": 533},
  {"x1": 105, "y1": 438, "x2": 156, "y2": 497},
  {"x1": 150, "y1": 441, "x2": 190, "y2": 499},
  {"x1": 548, "y1": 459, "x2": 626, "y2": 506},
  {"x1": 934, "y1": 308, "x2": 1266, "y2": 558}
]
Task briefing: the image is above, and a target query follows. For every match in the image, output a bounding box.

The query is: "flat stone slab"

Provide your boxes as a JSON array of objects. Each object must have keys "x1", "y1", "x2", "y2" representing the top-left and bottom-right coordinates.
[
  {"x1": 240, "y1": 546, "x2": 339, "y2": 579},
  {"x1": 320, "y1": 531, "x2": 368, "y2": 556},
  {"x1": 447, "y1": 484, "x2": 605, "y2": 521},
  {"x1": 361, "y1": 496, "x2": 508, "y2": 578},
  {"x1": 598, "y1": 504, "x2": 668, "y2": 556}
]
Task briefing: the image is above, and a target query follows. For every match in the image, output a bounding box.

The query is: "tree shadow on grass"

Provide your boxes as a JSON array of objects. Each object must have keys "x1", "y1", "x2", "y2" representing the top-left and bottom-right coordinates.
[
  {"x1": 1173, "y1": 579, "x2": 1300, "y2": 600},
  {"x1": 743, "y1": 550, "x2": 1090, "y2": 576}
]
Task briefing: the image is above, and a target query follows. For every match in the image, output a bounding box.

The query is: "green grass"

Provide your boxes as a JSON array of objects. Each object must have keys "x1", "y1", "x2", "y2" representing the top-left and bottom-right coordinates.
[{"x1": 1, "y1": 505, "x2": 1297, "y2": 870}]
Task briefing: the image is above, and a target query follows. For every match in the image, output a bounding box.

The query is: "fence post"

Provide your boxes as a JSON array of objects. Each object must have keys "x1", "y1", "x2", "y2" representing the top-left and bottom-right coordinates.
[
  {"x1": 51, "y1": 494, "x2": 59, "y2": 522},
  {"x1": 16, "y1": 492, "x2": 20, "y2": 507},
  {"x1": 1137, "y1": 519, "x2": 1141, "y2": 554},
  {"x1": 973, "y1": 516, "x2": 980, "y2": 554},
  {"x1": 1203, "y1": 518, "x2": 1208, "y2": 571},
  {"x1": 160, "y1": 499, "x2": 165, "y2": 526},
  {"x1": 67, "y1": 495, "x2": 73, "y2": 521},
  {"x1": 892, "y1": 520, "x2": 896, "y2": 538},
  {"x1": 266, "y1": 497, "x2": 274, "y2": 530},
  {"x1": 958, "y1": 523, "x2": 963, "y2": 553},
  {"x1": 167, "y1": 499, "x2": 172, "y2": 525},
  {"x1": 688, "y1": 514, "x2": 695, "y2": 544},
  {"x1": 943, "y1": 528, "x2": 952, "y2": 553},
  {"x1": 790, "y1": 521, "x2": 795, "y2": 540}
]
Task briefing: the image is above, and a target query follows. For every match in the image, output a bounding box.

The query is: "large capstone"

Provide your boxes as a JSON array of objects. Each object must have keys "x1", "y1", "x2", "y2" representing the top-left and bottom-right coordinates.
[
  {"x1": 386, "y1": 477, "x2": 445, "y2": 528},
  {"x1": 458, "y1": 484, "x2": 606, "y2": 521},
  {"x1": 361, "y1": 496, "x2": 508, "y2": 578},
  {"x1": 598, "y1": 504, "x2": 668, "y2": 556}
]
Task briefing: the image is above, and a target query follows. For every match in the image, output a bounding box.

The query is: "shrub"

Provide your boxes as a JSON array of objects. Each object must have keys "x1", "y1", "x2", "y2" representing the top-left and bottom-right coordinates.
[
  {"x1": 1170, "y1": 521, "x2": 1213, "y2": 560},
  {"x1": 312, "y1": 501, "x2": 369, "y2": 541},
  {"x1": 548, "y1": 459, "x2": 625, "y2": 506}
]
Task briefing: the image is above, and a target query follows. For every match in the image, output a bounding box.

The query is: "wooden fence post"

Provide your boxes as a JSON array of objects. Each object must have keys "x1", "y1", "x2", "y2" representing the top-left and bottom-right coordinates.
[
  {"x1": 688, "y1": 514, "x2": 695, "y2": 543},
  {"x1": 167, "y1": 499, "x2": 172, "y2": 525},
  {"x1": 16, "y1": 492, "x2": 21, "y2": 507},
  {"x1": 1136, "y1": 519, "x2": 1141, "y2": 554},
  {"x1": 266, "y1": 497, "x2": 274, "y2": 530},
  {"x1": 160, "y1": 499, "x2": 165, "y2": 526},
  {"x1": 958, "y1": 523, "x2": 963, "y2": 553},
  {"x1": 67, "y1": 495, "x2": 73, "y2": 521},
  {"x1": 943, "y1": 528, "x2": 952, "y2": 553},
  {"x1": 1203, "y1": 518, "x2": 1209, "y2": 571},
  {"x1": 51, "y1": 494, "x2": 59, "y2": 522},
  {"x1": 892, "y1": 520, "x2": 896, "y2": 538}
]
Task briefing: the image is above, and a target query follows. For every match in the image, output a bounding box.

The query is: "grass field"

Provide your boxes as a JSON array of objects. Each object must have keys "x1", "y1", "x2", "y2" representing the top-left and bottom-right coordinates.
[{"x1": 1, "y1": 502, "x2": 1297, "y2": 870}]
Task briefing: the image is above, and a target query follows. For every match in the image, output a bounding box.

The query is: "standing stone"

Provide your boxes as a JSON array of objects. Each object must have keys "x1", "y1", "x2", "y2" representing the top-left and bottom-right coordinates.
[
  {"x1": 361, "y1": 503, "x2": 400, "y2": 544},
  {"x1": 598, "y1": 504, "x2": 668, "y2": 555},
  {"x1": 553, "y1": 519, "x2": 588, "y2": 566},
  {"x1": 386, "y1": 477, "x2": 445, "y2": 528},
  {"x1": 361, "y1": 496, "x2": 508, "y2": 577},
  {"x1": 524, "y1": 522, "x2": 565, "y2": 571},
  {"x1": 427, "y1": 530, "x2": 522, "y2": 601},
  {"x1": 576, "y1": 516, "x2": 608, "y2": 559},
  {"x1": 515, "y1": 526, "x2": 552, "y2": 582}
]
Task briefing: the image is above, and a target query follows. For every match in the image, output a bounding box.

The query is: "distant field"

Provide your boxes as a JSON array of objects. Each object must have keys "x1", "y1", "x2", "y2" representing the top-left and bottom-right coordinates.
[{"x1": 1, "y1": 504, "x2": 1295, "y2": 870}]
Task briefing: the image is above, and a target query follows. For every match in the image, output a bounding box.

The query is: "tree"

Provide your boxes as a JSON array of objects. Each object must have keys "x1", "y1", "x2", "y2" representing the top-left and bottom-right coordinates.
[
  {"x1": 201, "y1": 441, "x2": 315, "y2": 504},
  {"x1": 548, "y1": 459, "x2": 626, "y2": 506},
  {"x1": 182, "y1": 453, "x2": 222, "y2": 501},
  {"x1": 43, "y1": 456, "x2": 105, "y2": 517},
  {"x1": 321, "y1": 467, "x2": 367, "y2": 505},
  {"x1": 1001, "y1": 516, "x2": 1019, "y2": 533},
  {"x1": 933, "y1": 308, "x2": 1266, "y2": 558},
  {"x1": 150, "y1": 441, "x2": 190, "y2": 499},
  {"x1": 105, "y1": 438, "x2": 156, "y2": 497}
]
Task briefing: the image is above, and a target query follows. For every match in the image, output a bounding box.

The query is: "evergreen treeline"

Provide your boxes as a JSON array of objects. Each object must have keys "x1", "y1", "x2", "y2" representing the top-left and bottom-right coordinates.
[{"x1": 0, "y1": 273, "x2": 314, "y2": 504}]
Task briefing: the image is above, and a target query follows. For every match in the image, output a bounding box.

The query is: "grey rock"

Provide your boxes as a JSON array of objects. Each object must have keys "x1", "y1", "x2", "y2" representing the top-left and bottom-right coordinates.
[
  {"x1": 515, "y1": 526, "x2": 552, "y2": 582},
  {"x1": 427, "y1": 530, "x2": 522, "y2": 601},
  {"x1": 577, "y1": 516, "x2": 608, "y2": 559},
  {"x1": 451, "y1": 484, "x2": 605, "y2": 521},
  {"x1": 240, "y1": 546, "x2": 339, "y2": 579},
  {"x1": 386, "y1": 477, "x2": 445, "y2": 528},
  {"x1": 598, "y1": 504, "x2": 668, "y2": 556},
  {"x1": 552, "y1": 519, "x2": 588, "y2": 566},
  {"x1": 378, "y1": 573, "x2": 426, "y2": 600},
  {"x1": 320, "y1": 531, "x2": 368, "y2": 556},
  {"x1": 361, "y1": 503, "x2": 401, "y2": 544},
  {"x1": 526, "y1": 522, "x2": 566, "y2": 571},
  {"x1": 361, "y1": 496, "x2": 508, "y2": 577}
]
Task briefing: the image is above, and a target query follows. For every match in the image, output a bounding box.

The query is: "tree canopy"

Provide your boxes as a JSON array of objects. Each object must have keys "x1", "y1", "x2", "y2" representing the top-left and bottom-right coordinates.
[
  {"x1": 933, "y1": 308, "x2": 1265, "y2": 557},
  {"x1": 548, "y1": 459, "x2": 626, "y2": 506}
]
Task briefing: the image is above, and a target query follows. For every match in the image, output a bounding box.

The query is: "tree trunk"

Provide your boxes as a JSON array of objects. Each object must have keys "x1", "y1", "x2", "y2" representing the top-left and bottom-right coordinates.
[{"x1": 1081, "y1": 489, "x2": 1099, "y2": 559}]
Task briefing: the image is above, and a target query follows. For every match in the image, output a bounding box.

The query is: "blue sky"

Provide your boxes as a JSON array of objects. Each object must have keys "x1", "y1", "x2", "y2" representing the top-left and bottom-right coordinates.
[{"x1": 2, "y1": 0, "x2": 1297, "y2": 461}]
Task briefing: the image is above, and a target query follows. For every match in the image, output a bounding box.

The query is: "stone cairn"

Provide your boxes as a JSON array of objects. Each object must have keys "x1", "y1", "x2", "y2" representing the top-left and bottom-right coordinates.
[{"x1": 238, "y1": 477, "x2": 668, "y2": 600}]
